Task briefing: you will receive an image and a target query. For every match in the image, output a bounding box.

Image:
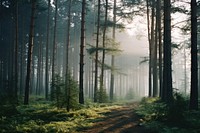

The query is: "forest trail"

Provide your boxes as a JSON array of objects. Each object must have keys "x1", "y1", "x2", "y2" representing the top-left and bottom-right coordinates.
[{"x1": 81, "y1": 103, "x2": 147, "y2": 133}]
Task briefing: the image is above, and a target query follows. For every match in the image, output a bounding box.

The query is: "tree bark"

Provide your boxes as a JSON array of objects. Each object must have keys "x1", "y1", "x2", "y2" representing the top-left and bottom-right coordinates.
[
  {"x1": 45, "y1": 0, "x2": 50, "y2": 100},
  {"x1": 51, "y1": 0, "x2": 58, "y2": 101},
  {"x1": 94, "y1": 0, "x2": 100, "y2": 102},
  {"x1": 146, "y1": 0, "x2": 152, "y2": 97},
  {"x1": 110, "y1": 0, "x2": 116, "y2": 101},
  {"x1": 153, "y1": 0, "x2": 158, "y2": 97},
  {"x1": 158, "y1": 0, "x2": 163, "y2": 97},
  {"x1": 24, "y1": 0, "x2": 37, "y2": 105},
  {"x1": 79, "y1": 0, "x2": 86, "y2": 104},
  {"x1": 162, "y1": 0, "x2": 173, "y2": 102},
  {"x1": 66, "y1": 0, "x2": 72, "y2": 111},
  {"x1": 100, "y1": 0, "x2": 108, "y2": 102},
  {"x1": 189, "y1": 0, "x2": 198, "y2": 110}
]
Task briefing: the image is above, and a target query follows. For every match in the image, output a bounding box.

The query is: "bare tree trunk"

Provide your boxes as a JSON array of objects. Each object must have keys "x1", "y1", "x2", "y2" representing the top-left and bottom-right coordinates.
[
  {"x1": 66, "y1": 0, "x2": 72, "y2": 111},
  {"x1": 99, "y1": 0, "x2": 108, "y2": 102},
  {"x1": 14, "y1": 1, "x2": 19, "y2": 104},
  {"x1": 189, "y1": 0, "x2": 198, "y2": 110},
  {"x1": 153, "y1": 0, "x2": 158, "y2": 97},
  {"x1": 51, "y1": 0, "x2": 58, "y2": 101},
  {"x1": 79, "y1": 0, "x2": 86, "y2": 104},
  {"x1": 146, "y1": 0, "x2": 152, "y2": 97},
  {"x1": 158, "y1": 0, "x2": 163, "y2": 97},
  {"x1": 94, "y1": 0, "x2": 100, "y2": 102},
  {"x1": 45, "y1": 0, "x2": 50, "y2": 100},
  {"x1": 24, "y1": 0, "x2": 37, "y2": 105},
  {"x1": 162, "y1": 0, "x2": 173, "y2": 102},
  {"x1": 110, "y1": 0, "x2": 116, "y2": 101}
]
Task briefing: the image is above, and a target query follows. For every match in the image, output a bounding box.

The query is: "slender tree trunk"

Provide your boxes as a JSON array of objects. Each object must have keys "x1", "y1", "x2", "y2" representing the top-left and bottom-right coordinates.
[
  {"x1": 100, "y1": 0, "x2": 108, "y2": 102},
  {"x1": 184, "y1": 46, "x2": 187, "y2": 94},
  {"x1": 153, "y1": 0, "x2": 158, "y2": 97},
  {"x1": 79, "y1": 0, "x2": 86, "y2": 104},
  {"x1": 110, "y1": 0, "x2": 116, "y2": 101},
  {"x1": 45, "y1": 0, "x2": 50, "y2": 100},
  {"x1": 94, "y1": 0, "x2": 100, "y2": 102},
  {"x1": 189, "y1": 0, "x2": 198, "y2": 110},
  {"x1": 14, "y1": 1, "x2": 19, "y2": 104},
  {"x1": 146, "y1": 0, "x2": 152, "y2": 97},
  {"x1": 162, "y1": 0, "x2": 173, "y2": 102},
  {"x1": 66, "y1": 0, "x2": 72, "y2": 111},
  {"x1": 51, "y1": 0, "x2": 58, "y2": 101},
  {"x1": 24, "y1": 0, "x2": 37, "y2": 105},
  {"x1": 158, "y1": 0, "x2": 163, "y2": 97}
]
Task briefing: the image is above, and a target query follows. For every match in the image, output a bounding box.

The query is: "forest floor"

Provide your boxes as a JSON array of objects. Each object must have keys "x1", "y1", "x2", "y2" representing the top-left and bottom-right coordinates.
[{"x1": 81, "y1": 102, "x2": 147, "y2": 133}]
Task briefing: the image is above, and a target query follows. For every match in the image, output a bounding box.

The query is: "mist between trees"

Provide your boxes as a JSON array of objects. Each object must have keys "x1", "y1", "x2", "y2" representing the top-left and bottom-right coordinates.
[{"x1": 0, "y1": 0, "x2": 199, "y2": 110}]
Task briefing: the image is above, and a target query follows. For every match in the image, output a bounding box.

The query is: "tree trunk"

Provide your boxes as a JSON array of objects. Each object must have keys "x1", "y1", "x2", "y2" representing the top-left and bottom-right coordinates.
[
  {"x1": 94, "y1": 0, "x2": 100, "y2": 102},
  {"x1": 24, "y1": 0, "x2": 37, "y2": 105},
  {"x1": 158, "y1": 0, "x2": 163, "y2": 97},
  {"x1": 66, "y1": 0, "x2": 72, "y2": 111},
  {"x1": 110, "y1": 0, "x2": 116, "y2": 101},
  {"x1": 146, "y1": 0, "x2": 152, "y2": 97},
  {"x1": 51, "y1": 0, "x2": 58, "y2": 101},
  {"x1": 189, "y1": 0, "x2": 198, "y2": 110},
  {"x1": 99, "y1": 0, "x2": 108, "y2": 102},
  {"x1": 79, "y1": 0, "x2": 86, "y2": 104},
  {"x1": 14, "y1": 1, "x2": 19, "y2": 104},
  {"x1": 153, "y1": 0, "x2": 158, "y2": 97},
  {"x1": 45, "y1": 0, "x2": 50, "y2": 100},
  {"x1": 162, "y1": 0, "x2": 173, "y2": 102}
]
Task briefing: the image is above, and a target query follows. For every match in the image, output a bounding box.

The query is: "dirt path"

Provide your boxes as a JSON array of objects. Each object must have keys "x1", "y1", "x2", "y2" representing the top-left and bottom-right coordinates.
[{"x1": 81, "y1": 103, "x2": 147, "y2": 133}]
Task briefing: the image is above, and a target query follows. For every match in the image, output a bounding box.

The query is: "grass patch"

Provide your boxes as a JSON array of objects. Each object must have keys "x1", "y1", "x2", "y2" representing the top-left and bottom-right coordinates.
[
  {"x1": 0, "y1": 102, "x2": 121, "y2": 133},
  {"x1": 136, "y1": 95, "x2": 200, "y2": 133}
]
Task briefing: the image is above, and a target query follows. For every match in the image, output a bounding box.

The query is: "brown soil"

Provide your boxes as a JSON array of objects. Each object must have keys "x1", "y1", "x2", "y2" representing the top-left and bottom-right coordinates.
[{"x1": 81, "y1": 103, "x2": 148, "y2": 133}]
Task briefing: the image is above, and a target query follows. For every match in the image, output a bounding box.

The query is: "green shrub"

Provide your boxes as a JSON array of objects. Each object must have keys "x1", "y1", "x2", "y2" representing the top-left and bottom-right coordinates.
[
  {"x1": 137, "y1": 97, "x2": 167, "y2": 122},
  {"x1": 51, "y1": 74, "x2": 79, "y2": 110},
  {"x1": 137, "y1": 94, "x2": 200, "y2": 132},
  {"x1": 167, "y1": 93, "x2": 188, "y2": 125},
  {"x1": 97, "y1": 88, "x2": 109, "y2": 103}
]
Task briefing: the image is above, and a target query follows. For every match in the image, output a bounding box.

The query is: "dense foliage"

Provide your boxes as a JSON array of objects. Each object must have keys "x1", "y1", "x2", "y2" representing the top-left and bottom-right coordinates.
[
  {"x1": 51, "y1": 74, "x2": 79, "y2": 110},
  {"x1": 0, "y1": 101, "x2": 120, "y2": 133},
  {"x1": 136, "y1": 95, "x2": 200, "y2": 133}
]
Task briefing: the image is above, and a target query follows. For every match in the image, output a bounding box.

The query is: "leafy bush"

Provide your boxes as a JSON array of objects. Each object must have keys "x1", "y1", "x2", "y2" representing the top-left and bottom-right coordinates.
[
  {"x1": 97, "y1": 88, "x2": 109, "y2": 103},
  {"x1": 51, "y1": 74, "x2": 79, "y2": 110},
  {"x1": 167, "y1": 93, "x2": 188, "y2": 125},
  {"x1": 136, "y1": 94, "x2": 200, "y2": 133},
  {"x1": 137, "y1": 97, "x2": 167, "y2": 122}
]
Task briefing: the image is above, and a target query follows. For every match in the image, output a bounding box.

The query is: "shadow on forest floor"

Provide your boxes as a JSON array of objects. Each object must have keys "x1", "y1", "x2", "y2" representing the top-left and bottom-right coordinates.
[{"x1": 81, "y1": 103, "x2": 149, "y2": 133}]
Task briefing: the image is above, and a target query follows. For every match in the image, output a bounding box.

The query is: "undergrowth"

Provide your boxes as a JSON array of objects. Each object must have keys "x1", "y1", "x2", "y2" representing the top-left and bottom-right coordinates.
[
  {"x1": 136, "y1": 94, "x2": 200, "y2": 133},
  {"x1": 0, "y1": 102, "x2": 120, "y2": 133}
]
